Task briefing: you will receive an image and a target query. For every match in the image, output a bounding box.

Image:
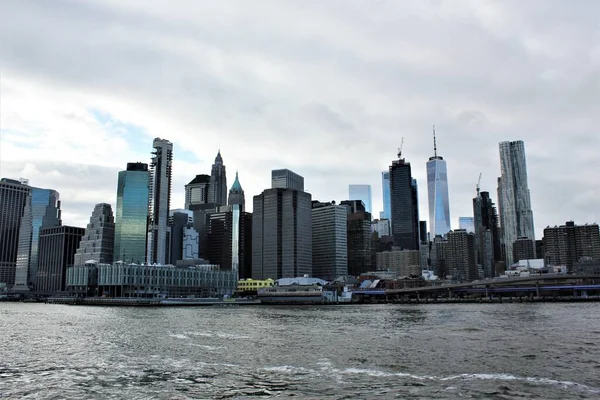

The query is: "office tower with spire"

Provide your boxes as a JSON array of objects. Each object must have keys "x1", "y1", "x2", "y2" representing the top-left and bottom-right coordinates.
[
  {"x1": 147, "y1": 138, "x2": 173, "y2": 264},
  {"x1": 381, "y1": 172, "x2": 391, "y2": 221},
  {"x1": 74, "y1": 203, "x2": 115, "y2": 266},
  {"x1": 427, "y1": 126, "x2": 451, "y2": 238},
  {"x1": 348, "y1": 185, "x2": 372, "y2": 215},
  {"x1": 0, "y1": 178, "x2": 31, "y2": 287},
  {"x1": 14, "y1": 187, "x2": 62, "y2": 291},
  {"x1": 114, "y1": 162, "x2": 149, "y2": 264},
  {"x1": 498, "y1": 140, "x2": 535, "y2": 266},
  {"x1": 208, "y1": 150, "x2": 227, "y2": 207},
  {"x1": 389, "y1": 143, "x2": 419, "y2": 250}
]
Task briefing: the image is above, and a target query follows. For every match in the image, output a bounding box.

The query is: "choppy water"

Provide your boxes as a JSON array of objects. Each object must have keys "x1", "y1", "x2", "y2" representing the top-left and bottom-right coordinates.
[{"x1": 1, "y1": 303, "x2": 599, "y2": 399}]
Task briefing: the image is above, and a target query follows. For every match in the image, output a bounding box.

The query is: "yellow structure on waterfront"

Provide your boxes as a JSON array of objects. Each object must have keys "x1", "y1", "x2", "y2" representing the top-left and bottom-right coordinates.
[{"x1": 236, "y1": 278, "x2": 275, "y2": 292}]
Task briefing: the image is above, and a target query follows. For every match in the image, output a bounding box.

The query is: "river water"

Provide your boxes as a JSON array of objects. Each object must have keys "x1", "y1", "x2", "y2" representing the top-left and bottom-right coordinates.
[{"x1": 0, "y1": 303, "x2": 599, "y2": 399}]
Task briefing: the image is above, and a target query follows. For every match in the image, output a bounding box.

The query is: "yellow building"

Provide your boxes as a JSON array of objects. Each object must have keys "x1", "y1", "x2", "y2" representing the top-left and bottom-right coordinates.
[{"x1": 236, "y1": 278, "x2": 274, "y2": 293}]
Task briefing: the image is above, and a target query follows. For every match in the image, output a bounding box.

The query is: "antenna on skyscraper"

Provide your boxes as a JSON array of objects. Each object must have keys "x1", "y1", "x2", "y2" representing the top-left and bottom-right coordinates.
[
  {"x1": 476, "y1": 172, "x2": 482, "y2": 196},
  {"x1": 433, "y1": 125, "x2": 437, "y2": 157},
  {"x1": 398, "y1": 137, "x2": 404, "y2": 159}
]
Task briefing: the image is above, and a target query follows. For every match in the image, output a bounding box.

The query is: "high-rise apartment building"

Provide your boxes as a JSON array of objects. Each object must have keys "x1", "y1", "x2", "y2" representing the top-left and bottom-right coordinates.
[
  {"x1": 389, "y1": 150, "x2": 419, "y2": 250},
  {"x1": 74, "y1": 203, "x2": 115, "y2": 266},
  {"x1": 252, "y1": 183, "x2": 312, "y2": 280},
  {"x1": 0, "y1": 178, "x2": 31, "y2": 286},
  {"x1": 208, "y1": 151, "x2": 227, "y2": 206},
  {"x1": 513, "y1": 237, "x2": 536, "y2": 262},
  {"x1": 381, "y1": 171, "x2": 391, "y2": 221},
  {"x1": 114, "y1": 162, "x2": 149, "y2": 264},
  {"x1": 427, "y1": 127, "x2": 451, "y2": 237},
  {"x1": 348, "y1": 185, "x2": 372, "y2": 215},
  {"x1": 473, "y1": 191, "x2": 502, "y2": 278},
  {"x1": 543, "y1": 221, "x2": 600, "y2": 272},
  {"x1": 271, "y1": 169, "x2": 304, "y2": 191},
  {"x1": 36, "y1": 226, "x2": 84, "y2": 293},
  {"x1": 311, "y1": 202, "x2": 348, "y2": 280},
  {"x1": 185, "y1": 174, "x2": 210, "y2": 209},
  {"x1": 447, "y1": 229, "x2": 478, "y2": 282},
  {"x1": 458, "y1": 217, "x2": 475, "y2": 233},
  {"x1": 147, "y1": 138, "x2": 173, "y2": 264},
  {"x1": 498, "y1": 140, "x2": 535, "y2": 266}
]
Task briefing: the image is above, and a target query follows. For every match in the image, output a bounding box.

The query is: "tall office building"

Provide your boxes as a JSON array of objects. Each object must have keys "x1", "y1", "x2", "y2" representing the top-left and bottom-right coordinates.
[
  {"x1": 0, "y1": 178, "x2": 31, "y2": 286},
  {"x1": 147, "y1": 138, "x2": 173, "y2": 264},
  {"x1": 74, "y1": 203, "x2": 115, "y2": 266},
  {"x1": 348, "y1": 185, "x2": 372, "y2": 215},
  {"x1": 340, "y1": 200, "x2": 372, "y2": 276},
  {"x1": 419, "y1": 220, "x2": 428, "y2": 243},
  {"x1": 381, "y1": 172, "x2": 391, "y2": 221},
  {"x1": 473, "y1": 190, "x2": 502, "y2": 278},
  {"x1": 114, "y1": 162, "x2": 149, "y2": 264},
  {"x1": 185, "y1": 174, "x2": 210, "y2": 209},
  {"x1": 168, "y1": 209, "x2": 195, "y2": 264},
  {"x1": 14, "y1": 188, "x2": 62, "y2": 291},
  {"x1": 252, "y1": 179, "x2": 312, "y2": 279},
  {"x1": 36, "y1": 226, "x2": 84, "y2": 293},
  {"x1": 389, "y1": 149, "x2": 419, "y2": 250},
  {"x1": 458, "y1": 217, "x2": 475, "y2": 233},
  {"x1": 543, "y1": 221, "x2": 600, "y2": 272},
  {"x1": 498, "y1": 140, "x2": 535, "y2": 266},
  {"x1": 427, "y1": 127, "x2": 451, "y2": 237},
  {"x1": 447, "y1": 229, "x2": 478, "y2": 282},
  {"x1": 272, "y1": 169, "x2": 304, "y2": 191},
  {"x1": 311, "y1": 202, "x2": 348, "y2": 280},
  {"x1": 208, "y1": 151, "x2": 227, "y2": 207}
]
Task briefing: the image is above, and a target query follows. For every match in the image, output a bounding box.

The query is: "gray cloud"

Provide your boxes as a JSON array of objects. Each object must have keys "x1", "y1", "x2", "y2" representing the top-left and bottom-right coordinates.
[{"x1": 0, "y1": 0, "x2": 598, "y2": 238}]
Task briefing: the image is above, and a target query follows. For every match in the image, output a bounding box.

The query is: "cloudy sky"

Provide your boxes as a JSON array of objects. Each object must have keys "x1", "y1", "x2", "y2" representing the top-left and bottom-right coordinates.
[{"x1": 1, "y1": 0, "x2": 598, "y2": 239}]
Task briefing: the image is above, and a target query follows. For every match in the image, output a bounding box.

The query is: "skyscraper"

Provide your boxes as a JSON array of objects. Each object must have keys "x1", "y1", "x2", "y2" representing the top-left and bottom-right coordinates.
[
  {"x1": 311, "y1": 202, "x2": 348, "y2": 280},
  {"x1": 228, "y1": 171, "x2": 245, "y2": 209},
  {"x1": 389, "y1": 149, "x2": 419, "y2": 250},
  {"x1": 36, "y1": 226, "x2": 84, "y2": 293},
  {"x1": 381, "y1": 171, "x2": 391, "y2": 221},
  {"x1": 348, "y1": 185, "x2": 372, "y2": 215},
  {"x1": 271, "y1": 169, "x2": 304, "y2": 191},
  {"x1": 427, "y1": 126, "x2": 451, "y2": 237},
  {"x1": 543, "y1": 221, "x2": 600, "y2": 272},
  {"x1": 473, "y1": 191, "x2": 501, "y2": 278},
  {"x1": 168, "y1": 209, "x2": 195, "y2": 265},
  {"x1": 343, "y1": 204, "x2": 373, "y2": 276},
  {"x1": 252, "y1": 176, "x2": 312, "y2": 280},
  {"x1": 498, "y1": 140, "x2": 535, "y2": 266},
  {"x1": 447, "y1": 229, "x2": 478, "y2": 282},
  {"x1": 14, "y1": 188, "x2": 62, "y2": 291},
  {"x1": 0, "y1": 178, "x2": 31, "y2": 286},
  {"x1": 208, "y1": 151, "x2": 227, "y2": 207},
  {"x1": 74, "y1": 203, "x2": 115, "y2": 266},
  {"x1": 114, "y1": 162, "x2": 149, "y2": 264},
  {"x1": 185, "y1": 174, "x2": 210, "y2": 209},
  {"x1": 147, "y1": 138, "x2": 173, "y2": 264}
]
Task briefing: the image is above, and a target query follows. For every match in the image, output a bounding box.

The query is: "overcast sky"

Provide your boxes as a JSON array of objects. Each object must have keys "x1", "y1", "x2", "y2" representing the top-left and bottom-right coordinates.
[{"x1": 1, "y1": 0, "x2": 598, "y2": 239}]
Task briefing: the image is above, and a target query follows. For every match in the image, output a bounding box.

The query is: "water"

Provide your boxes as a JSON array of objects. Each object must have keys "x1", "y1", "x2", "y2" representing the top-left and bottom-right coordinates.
[{"x1": 1, "y1": 303, "x2": 599, "y2": 399}]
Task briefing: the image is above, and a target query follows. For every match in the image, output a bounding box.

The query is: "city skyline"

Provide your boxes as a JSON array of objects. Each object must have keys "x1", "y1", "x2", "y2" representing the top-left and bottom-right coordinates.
[{"x1": 1, "y1": 1, "x2": 598, "y2": 239}]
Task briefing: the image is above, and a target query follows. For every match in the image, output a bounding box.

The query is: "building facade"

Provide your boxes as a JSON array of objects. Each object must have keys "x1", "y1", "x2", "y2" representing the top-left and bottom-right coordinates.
[
  {"x1": 512, "y1": 236, "x2": 536, "y2": 263},
  {"x1": 147, "y1": 138, "x2": 173, "y2": 264},
  {"x1": 74, "y1": 203, "x2": 115, "y2": 266},
  {"x1": 168, "y1": 209, "x2": 195, "y2": 265},
  {"x1": 252, "y1": 187, "x2": 312, "y2": 280},
  {"x1": 498, "y1": 140, "x2": 535, "y2": 266},
  {"x1": 447, "y1": 229, "x2": 478, "y2": 282},
  {"x1": 271, "y1": 169, "x2": 304, "y2": 191},
  {"x1": 389, "y1": 152, "x2": 419, "y2": 250},
  {"x1": 208, "y1": 151, "x2": 227, "y2": 207},
  {"x1": 426, "y1": 128, "x2": 451, "y2": 237},
  {"x1": 185, "y1": 174, "x2": 210, "y2": 209},
  {"x1": 543, "y1": 221, "x2": 600, "y2": 272},
  {"x1": 348, "y1": 185, "x2": 372, "y2": 215},
  {"x1": 14, "y1": 188, "x2": 62, "y2": 291},
  {"x1": 371, "y1": 219, "x2": 391, "y2": 237},
  {"x1": 0, "y1": 178, "x2": 31, "y2": 286},
  {"x1": 458, "y1": 217, "x2": 475, "y2": 233},
  {"x1": 36, "y1": 226, "x2": 85, "y2": 293},
  {"x1": 473, "y1": 191, "x2": 502, "y2": 278},
  {"x1": 381, "y1": 171, "x2": 391, "y2": 221},
  {"x1": 346, "y1": 210, "x2": 373, "y2": 276},
  {"x1": 114, "y1": 162, "x2": 149, "y2": 264},
  {"x1": 311, "y1": 202, "x2": 348, "y2": 280},
  {"x1": 376, "y1": 248, "x2": 420, "y2": 276}
]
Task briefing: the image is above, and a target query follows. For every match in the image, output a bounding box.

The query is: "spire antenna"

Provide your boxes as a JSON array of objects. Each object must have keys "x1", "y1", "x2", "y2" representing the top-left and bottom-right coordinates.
[
  {"x1": 397, "y1": 137, "x2": 404, "y2": 159},
  {"x1": 433, "y1": 125, "x2": 437, "y2": 157}
]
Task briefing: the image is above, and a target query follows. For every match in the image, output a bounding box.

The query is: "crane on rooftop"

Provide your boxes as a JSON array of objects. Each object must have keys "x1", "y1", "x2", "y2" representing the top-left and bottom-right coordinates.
[{"x1": 476, "y1": 172, "x2": 482, "y2": 196}]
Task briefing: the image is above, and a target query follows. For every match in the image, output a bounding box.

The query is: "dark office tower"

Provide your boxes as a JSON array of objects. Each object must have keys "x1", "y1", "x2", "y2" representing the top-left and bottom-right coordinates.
[
  {"x1": 252, "y1": 186, "x2": 312, "y2": 280},
  {"x1": 272, "y1": 169, "x2": 304, "y2": 191},
  {"x1": 447, "y1": 229, "x2": 478, "y2": 282},
  {"x1": 74, "y1": 204, "x2": 115, "y2": 266},
  {"x1": 312, "y1": 201, "x2": 348, "y2": 280},
  {"x1": 473, "y1": 190, "x2": 502, "y2": 278},
  {"x1": 543, "y1": 221, "x2": 600, "y2": 272},
  {"x1": 36, "y1": 226, "x2": 84, "y2": 293},
  {"x1": 208, "y1": 151, "x2": 227, "y2": 207},
  {"x1": 513, "y1": 237, "x2": 535, "y2": 262},
  {"x1": 0, "y1": 178, "x2": 31, "y2": 287},
  {"x1": 185, "y1": 174, "x2": 210, "y2": 209},
  {"x1": 389, "y1": 149, "x2": 419, "y2": 250},
  {"x1": 340, "y1": 200, "x2": 366, "y2": 214},
  {"x1": 206, "y1": 208, "x2": 252, "y2": 278},
  {"x1": 169, "y1": 210, "x2": 194, "y2": 265},
  {"x1": 14, "y1": 188, "x2": 61, "y2": 291},
  {"x1": 430, "y1": 236, "x2": 449, "y2": 278},
  {"x1": 419, "y1": 221, "x2": 428, "y2": 243},
  {"x1": 147, "y1": 138, "x2": 173, "y2": 265},
  {"x1": 114, "y1": 162, "x2": 149, "y2": 264},
  {"x1": 346, "y1": 210, "x2": 373, "y2": 276},
  {"x1": 228, "y1": 171, "x2": 245, "y2": 209}
]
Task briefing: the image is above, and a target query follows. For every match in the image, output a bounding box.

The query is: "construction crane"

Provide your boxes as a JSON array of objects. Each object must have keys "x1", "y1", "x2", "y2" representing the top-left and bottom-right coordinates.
[
  {"x1": 476, "y1": 172, "x2": 482, "y2": 196},
  {"x1": 397, "y1": 137, "x2": 404, "y2": 159}
]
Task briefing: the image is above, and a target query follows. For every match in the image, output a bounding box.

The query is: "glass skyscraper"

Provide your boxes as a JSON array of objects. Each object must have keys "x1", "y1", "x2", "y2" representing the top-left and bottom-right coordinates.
[
  {"x1": 426, "y1": 128, "x2": 451, "y2": 237},
  {"x1": 381, "y1": 172, "x2": 391, "y2": 221},
  {"x1": 348, "y1": 184, "x2": 372, "y2": 215},
  {"x1": 389, "y1": 152, "x2": 419, "y2": 251},
  {"x1": 114, "y1": 162, "x2": 149, "y2": 264}
]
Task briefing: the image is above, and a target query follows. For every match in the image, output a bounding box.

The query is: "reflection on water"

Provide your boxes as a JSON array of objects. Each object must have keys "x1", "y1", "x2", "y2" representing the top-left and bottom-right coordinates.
[{"x1": 0, "y1": 303, "x2": 599, "y2": 399}]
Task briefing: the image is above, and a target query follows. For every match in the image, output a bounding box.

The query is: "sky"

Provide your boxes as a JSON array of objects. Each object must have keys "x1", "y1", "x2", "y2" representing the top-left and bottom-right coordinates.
[{"x1": 0, "y1": 0, "x2": 598, "y2": 239}]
